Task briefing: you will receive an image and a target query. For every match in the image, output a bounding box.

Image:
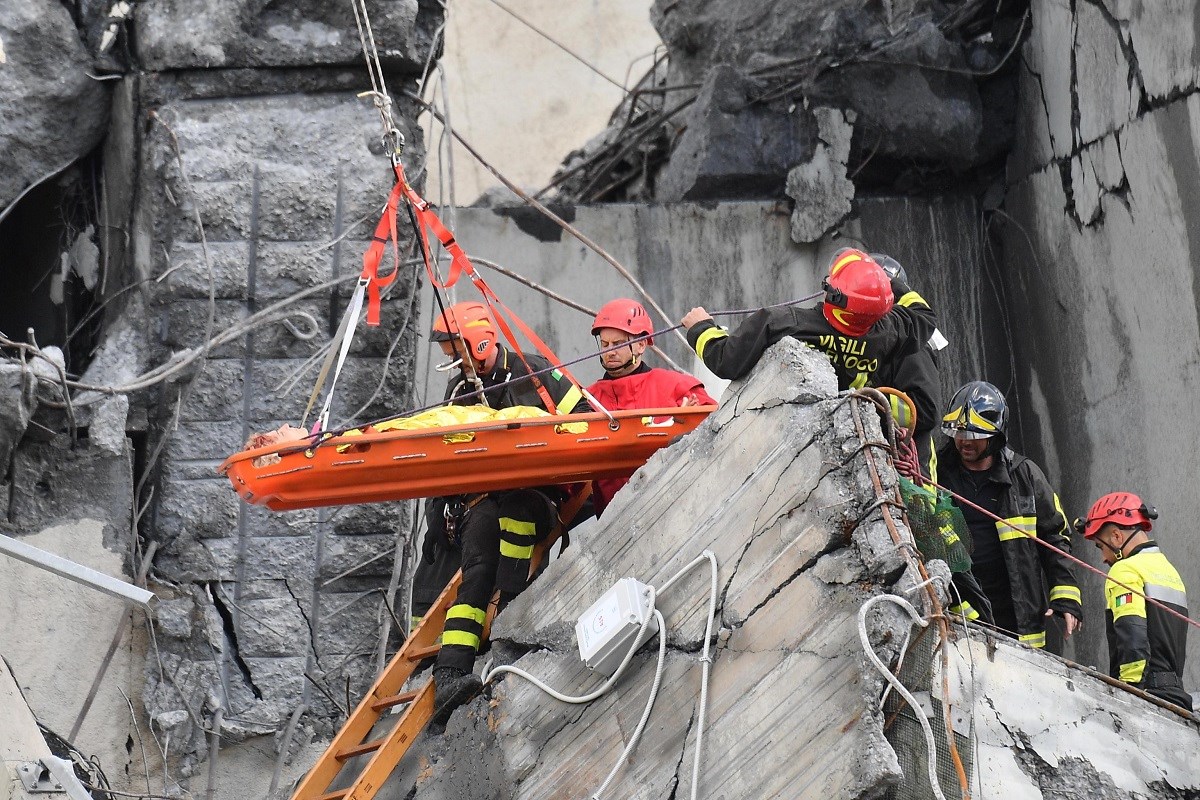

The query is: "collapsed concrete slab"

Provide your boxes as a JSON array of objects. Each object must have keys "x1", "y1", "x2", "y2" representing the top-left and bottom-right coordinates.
[
  {"x1": 391, "y1": 339, "x2": 918, "y2": 798},
  {"x1": 366, "y1": 337, "x2": 1200, "y2": 799}
]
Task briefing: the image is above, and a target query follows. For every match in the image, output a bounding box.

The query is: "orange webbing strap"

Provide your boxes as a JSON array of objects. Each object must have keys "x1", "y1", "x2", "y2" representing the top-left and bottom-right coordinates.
[
  {"x1": 401, "y1": 182, "x2": 473, "y2": 292},
  {"x1": 472, "y1": 288, "x2": 561, "y2": 412},
  {"x1": 360, "y1": 168, "x2": 405, "y2": 326},
  {"x1": 394, "y1": 164, "x2": 589, "y2": 414}
]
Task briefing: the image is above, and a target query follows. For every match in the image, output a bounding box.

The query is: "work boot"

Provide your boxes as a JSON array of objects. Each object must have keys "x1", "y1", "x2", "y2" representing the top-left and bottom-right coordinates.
[{"x1": 431, "y1": 666, "x2": 483, "y2": 729}]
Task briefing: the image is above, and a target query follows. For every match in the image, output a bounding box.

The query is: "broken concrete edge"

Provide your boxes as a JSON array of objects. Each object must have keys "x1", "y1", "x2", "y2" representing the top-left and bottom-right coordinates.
[{"x1": 428, "y1": 341, "x2": 937, "y2": 796}]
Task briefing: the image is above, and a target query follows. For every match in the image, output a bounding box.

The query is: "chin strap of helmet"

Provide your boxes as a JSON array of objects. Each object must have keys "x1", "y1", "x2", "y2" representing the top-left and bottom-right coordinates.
[
  {"x1": 1098, "y1": 526, "x2": 1138, "y2": 561},
  {"x1": 598, "y1": 339, "x2": 640, "y2": 375}
]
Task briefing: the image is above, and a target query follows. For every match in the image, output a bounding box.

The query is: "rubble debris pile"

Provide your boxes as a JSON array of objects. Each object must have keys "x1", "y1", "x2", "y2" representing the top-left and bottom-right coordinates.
[{"x1": 546, "y1": 0, "x2": 1029, "y2": 223}]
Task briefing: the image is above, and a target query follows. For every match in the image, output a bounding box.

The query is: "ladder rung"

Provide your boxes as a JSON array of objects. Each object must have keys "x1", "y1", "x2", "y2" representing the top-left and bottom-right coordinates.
[
  {"x1": 336, "y1": 738, "x2": 384, "y2": 761},
  {"x1": 315, "y1": 791, "x2": 348, "y2": 800},
  {"x1": 371, "y1": 688, "x2": 421, "y2": 712},
  {"x1": 406, "y1": 644, "x2": 440, "y2": 661}
]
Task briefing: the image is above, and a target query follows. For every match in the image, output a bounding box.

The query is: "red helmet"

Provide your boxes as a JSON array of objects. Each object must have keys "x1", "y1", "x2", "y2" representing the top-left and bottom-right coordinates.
[
  {"x1": 431, "y1": 301, "x2": 498, "y2": 363},
  {"x1": 821, "y1": 248, "x2": 894, "y2": 337},
  {"x1": 1077, "y1": 492, "x2": 1158, "y2": 539},
  {"x1": 592, "y1": 299, "x2": 653, "y2": 345}
]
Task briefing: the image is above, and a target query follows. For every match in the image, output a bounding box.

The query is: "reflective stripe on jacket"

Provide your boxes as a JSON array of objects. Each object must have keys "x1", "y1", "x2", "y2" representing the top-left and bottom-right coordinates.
[
  {"x1": 684, "y1": 277, "x2": 939, "y2": 437},
  {"x1": 938, "y1": 445, "x2": 1082, "y2": 645},
  {"x1": 1105, "y1": 542, "x2": 1189, "y2": 689}
]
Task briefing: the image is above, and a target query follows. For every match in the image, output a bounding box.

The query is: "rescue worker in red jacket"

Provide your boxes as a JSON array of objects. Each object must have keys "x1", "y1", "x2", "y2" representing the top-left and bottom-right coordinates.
[
  {"x1": 939, "y1": 381, "x2": 1082, "y2": 648},
  {"x1": 586, "y1": 299, "x2": 716, "y2": 515},
  {"x1": 1077, "y1": 493, "x2": 1191, "y2": 710},
  {"x1": 681, "y1": 247, "x2": 940, "y2": 474},
  {"x1": 413, "y1": 301, "x2": 584, "y2": 726}
]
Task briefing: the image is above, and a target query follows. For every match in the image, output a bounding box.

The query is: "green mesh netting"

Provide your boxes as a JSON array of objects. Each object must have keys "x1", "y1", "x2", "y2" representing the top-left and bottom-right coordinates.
[
  {"x1": 898, "y1": 477, "x2": 973, "y2": 574},
  {"x1": 882, "y1": 627, "x2": 974, "y2": 800}
]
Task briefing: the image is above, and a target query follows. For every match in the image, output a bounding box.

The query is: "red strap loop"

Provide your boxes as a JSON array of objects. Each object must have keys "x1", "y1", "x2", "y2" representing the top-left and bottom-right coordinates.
[
  {"x1": 359, "y1": 175, "x2": 404, "y2": 326},
  {"x1": 365, "y1": 162, "x2": 585, "y2": 411}
]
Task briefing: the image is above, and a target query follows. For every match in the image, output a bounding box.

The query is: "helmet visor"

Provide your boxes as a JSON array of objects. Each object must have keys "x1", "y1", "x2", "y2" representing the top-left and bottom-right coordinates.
[
  {"x1": 942, "y1": 425, "x2": 993, "y2": 441},
  {"x1": 430, "y1": 329, "x2": 455, "y2": 342},
  {"x1": 941, "y1": 405, "x2": 1001, "y2": 441}
]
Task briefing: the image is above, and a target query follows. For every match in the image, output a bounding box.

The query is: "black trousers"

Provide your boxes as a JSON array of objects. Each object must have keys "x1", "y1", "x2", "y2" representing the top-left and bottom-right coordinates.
[
  {"x1": 412, "y1": 490, "x2": 556, "y2": 672},
  {"x1": 1144, "y1": 671, "x2": 1193, "y2": 711}
]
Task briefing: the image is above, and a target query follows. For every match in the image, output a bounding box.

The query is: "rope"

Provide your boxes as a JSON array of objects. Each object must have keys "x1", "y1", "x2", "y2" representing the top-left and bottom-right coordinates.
[
  {"x1": 845, "y1": 395, "x2": 972, "y2": 799},
  {"x1": 349, "y1": 0, "x2": 402, "y2": 160}
]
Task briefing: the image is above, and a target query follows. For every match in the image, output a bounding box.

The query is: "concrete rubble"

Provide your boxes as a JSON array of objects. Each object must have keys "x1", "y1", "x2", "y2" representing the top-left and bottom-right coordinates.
[
  {"x1": 786, "y1": 107, "x2": 856, "y2": 243},
  {"x1": 548, "y1": 0, "x2": 1022, "y2": 232}
]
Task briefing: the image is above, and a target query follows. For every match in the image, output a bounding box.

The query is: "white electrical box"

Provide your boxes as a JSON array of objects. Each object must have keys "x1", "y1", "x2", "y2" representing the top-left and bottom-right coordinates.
[{"x1": 575, "y1": 577, "x2": 659, "y2": 676}]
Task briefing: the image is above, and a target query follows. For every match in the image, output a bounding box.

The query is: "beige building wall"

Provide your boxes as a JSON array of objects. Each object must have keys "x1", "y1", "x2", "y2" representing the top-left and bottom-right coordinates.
[{"x1": 424, "y1": 0, "x2": 662, "y2": 204}]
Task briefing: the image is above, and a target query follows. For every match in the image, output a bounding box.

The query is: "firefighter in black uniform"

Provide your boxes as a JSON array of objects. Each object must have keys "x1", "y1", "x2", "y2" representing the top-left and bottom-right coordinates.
[
  {"x1": 681, "y1": 247, "x2": 941, "y2": 473},
  {"x1": 939, "y1": 382, "x2": 1083, "y2": 648},
  {"x1": 413, "y1": 301, "x2": 584, "y2": 726},
  {"x1": 1078, "y1": 492, "x2": 1192, "y2": 710}
]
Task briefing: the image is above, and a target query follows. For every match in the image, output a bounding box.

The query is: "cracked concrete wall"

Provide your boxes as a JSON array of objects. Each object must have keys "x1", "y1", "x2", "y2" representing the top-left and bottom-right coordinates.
[
  {"x1": 0, "y1": 3, "x2": 445, "y2": 796},
  {"x1": 4, "y1": 0, "x2": 444, "y2": 791},
  {"x1": 1004, "y1": 0, "x2": 1200, "y2": 692},
  {"x1": 389, "y1": 339, "x2": 921, "y2": 798},
  {"x1": 128, "y1": 77, "x2": 431, "y2": 792}
]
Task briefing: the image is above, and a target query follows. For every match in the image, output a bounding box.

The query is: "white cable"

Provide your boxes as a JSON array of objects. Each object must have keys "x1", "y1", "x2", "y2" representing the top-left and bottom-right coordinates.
[
  {"x1": 878, "y1": 571, "x2": 945, "y2": 707},
  {"x1": 590, "y1": 609, "x2": 667, "y2": 800},
  {"x1": 482, "y1": 550, "x2": 720, "y2": 800},
  {"x1": 878, "y1": 619, "x2": 914, "y2": 710},
  {"x1": 314, "y1": 279, "x2": 367, "y2": 431},
  {"x1": 688, "y1": 551, "x2": 719, "y2": 800},
  {"x1": 902, "y1": 574, "x2": 945, "y2": 597},
  {"x1": 858, "y1": 594, "x2": 946, "y2": 800},
  {"x1": 482, "y1": 586, "x2": 659, "y2": 704}
]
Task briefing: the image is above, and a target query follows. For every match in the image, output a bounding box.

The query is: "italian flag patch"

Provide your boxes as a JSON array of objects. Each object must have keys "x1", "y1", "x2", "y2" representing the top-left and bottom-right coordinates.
[{"x1": 1114, "y1": 593, "x2": 1134, "y2": 607}]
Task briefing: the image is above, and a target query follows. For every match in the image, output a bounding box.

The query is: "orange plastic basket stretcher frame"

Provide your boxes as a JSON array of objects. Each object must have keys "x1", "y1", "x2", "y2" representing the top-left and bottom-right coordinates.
[{"x1": 219, "y1": 406, "x2": 716, "y2": 511}]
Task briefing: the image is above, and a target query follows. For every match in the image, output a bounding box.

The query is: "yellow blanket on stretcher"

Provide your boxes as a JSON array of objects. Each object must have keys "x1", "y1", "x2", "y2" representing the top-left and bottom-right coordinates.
[{"x1": 335, "y1": 404, "x2": 588, "y2": 451}]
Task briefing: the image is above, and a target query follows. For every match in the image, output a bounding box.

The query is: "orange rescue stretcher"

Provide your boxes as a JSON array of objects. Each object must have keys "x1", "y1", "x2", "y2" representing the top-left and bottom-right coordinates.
[{"x1": 219, "y1": 406, "x2": 715, "y2": 512}]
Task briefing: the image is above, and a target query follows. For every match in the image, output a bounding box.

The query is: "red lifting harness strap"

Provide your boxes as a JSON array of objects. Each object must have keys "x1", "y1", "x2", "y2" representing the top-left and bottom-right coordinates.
[
  {"x1": 360, "y1": 169, "x2": 404, "y2": 326},
  {"x1": 385, "y1": 163, "x2": 587, "y2": 415}
]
